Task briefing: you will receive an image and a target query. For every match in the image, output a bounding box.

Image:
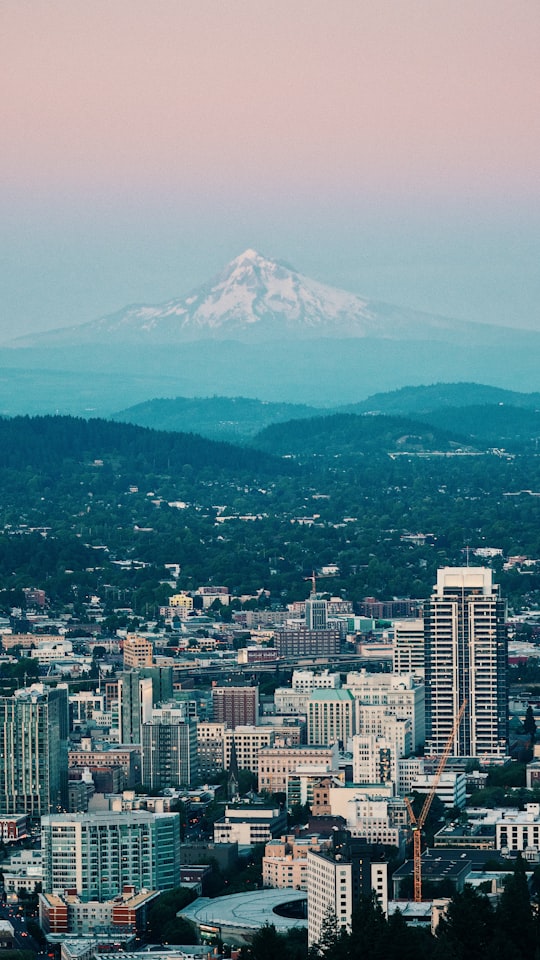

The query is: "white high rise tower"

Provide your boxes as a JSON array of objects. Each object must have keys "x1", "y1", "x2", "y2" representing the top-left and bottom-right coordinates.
[{"x1": 424, "y1": 567, "x2": 507, "y2": 758}]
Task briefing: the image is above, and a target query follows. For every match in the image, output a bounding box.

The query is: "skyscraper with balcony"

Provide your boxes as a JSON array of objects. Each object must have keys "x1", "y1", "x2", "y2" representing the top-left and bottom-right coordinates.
[
  {"x1": 0, "y1": 684, "x2": 69, "y2": 817},
  {"x1": 424, "y1": 567, "x2": 507, "y2": 758}
]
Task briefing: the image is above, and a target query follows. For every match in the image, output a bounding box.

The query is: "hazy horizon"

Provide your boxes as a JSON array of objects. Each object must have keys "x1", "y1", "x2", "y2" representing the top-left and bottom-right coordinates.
[{"x1": 2, "y1": 1, "x2": 539, "y2": 338}]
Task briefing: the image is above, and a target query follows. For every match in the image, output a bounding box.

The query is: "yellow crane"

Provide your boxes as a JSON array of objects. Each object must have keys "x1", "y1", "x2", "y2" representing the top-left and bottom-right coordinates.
[{"x1": 405, "y1": 699, "x2": 467, "y2": 902}]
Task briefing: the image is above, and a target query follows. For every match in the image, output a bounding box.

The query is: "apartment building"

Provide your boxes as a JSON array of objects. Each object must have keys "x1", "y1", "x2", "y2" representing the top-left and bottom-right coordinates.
[
  {"x1": 307, "y1": 689, "x2": 355, "y2": 747},
  {"x1": 41, "y1": 811, "x2": 181, "y2": 900},
  {"x1": 345, "y1": 670, "x2": 425, "y2": 749}
]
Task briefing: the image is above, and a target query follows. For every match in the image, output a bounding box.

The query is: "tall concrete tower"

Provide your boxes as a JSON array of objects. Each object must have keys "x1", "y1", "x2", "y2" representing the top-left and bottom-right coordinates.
[{"x1": 424, "y1": 567, "x2": 507, "y2": 758}]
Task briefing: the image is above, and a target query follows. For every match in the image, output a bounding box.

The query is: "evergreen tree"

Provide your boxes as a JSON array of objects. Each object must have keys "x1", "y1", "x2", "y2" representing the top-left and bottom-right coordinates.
[
  {"x1": 436, "y1": 885, "x2": 494, "y2": 960},
  {"x1": 524, "y1": 705, "x2": 537, "y2": 742},
  {"x1": 495, "y1": 854, "x2": 536, "y2": 959}
]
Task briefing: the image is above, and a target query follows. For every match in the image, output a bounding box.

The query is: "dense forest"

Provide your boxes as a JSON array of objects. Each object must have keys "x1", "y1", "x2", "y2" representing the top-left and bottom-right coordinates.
[{"x1": 0, "y1": 405, "x2": 539, "y2": 615}]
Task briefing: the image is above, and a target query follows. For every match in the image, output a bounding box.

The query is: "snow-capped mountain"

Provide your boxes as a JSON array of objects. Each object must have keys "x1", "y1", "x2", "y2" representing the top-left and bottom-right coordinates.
[{"x1": 11, "y1": 249, "x2": 499, "y2": 347}]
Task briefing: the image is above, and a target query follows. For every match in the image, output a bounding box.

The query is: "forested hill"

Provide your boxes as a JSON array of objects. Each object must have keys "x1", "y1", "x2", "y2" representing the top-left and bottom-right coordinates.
[
  {"x1": 392, "y1": 404, "x2": 540, "y2": 448},
  {"x1": 344, "y1": 382, "x2": 540, "y2": 415},
  {"x1": 111, "y1": 383, "x2": 540, "y2": 445},
  {"x1": 251, "y1": 412, "x2": 468, "y2": 458},
  {"x1": 112, "y1": 396, "x2": 323, "y2": 442},
  {"x1": 0, "y1": 415, "x2": 282, "y2": 476}
]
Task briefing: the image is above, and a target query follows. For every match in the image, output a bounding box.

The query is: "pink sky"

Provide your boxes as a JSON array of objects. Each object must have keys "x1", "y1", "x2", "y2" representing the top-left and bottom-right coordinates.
[
  {"x1": 2, "y1": 0, "x2": 539, "y2": 204},
  {"x1": 1, "y1": 1, "x2": 539, "y2": 336}
]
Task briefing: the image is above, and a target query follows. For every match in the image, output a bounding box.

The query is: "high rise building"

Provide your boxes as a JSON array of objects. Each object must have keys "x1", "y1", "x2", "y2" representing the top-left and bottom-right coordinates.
[
  {"x1": 41, "y1": 810, "x2": 181, "y2": 900},
  {"x1": 352, "y1": 728, "x2": 411, "y2": 785},
  {"x1": 393, "y1": 618, "x2": 425, "y2": 677},
  {"x1": 117, "y1": 673, "x2": 153, "y2": 744},
  {"x1": 424, "y1": 567, "x2": 508, "y2": 758},
  {"x1": 307, "y1": 689, "x2": 355, "y2": 748},
  {"x1": 197, "y1": 721, "x2": 226, "y2": 779},
  {"x1": 307, "y1": 851, "x2": 352, "y2": 945},
  {"x1": 305, "y1": 595, "x2": 328, "y2": 630},
  {"x1": 0, "y1": 684, "x2": 69, "y2": 817},
  {"x1": 307, "y1": 836, "x2": 388, "y2": 946},
  {"x1": 142, "y1": 706, "x2": 198, "y2": 788}
]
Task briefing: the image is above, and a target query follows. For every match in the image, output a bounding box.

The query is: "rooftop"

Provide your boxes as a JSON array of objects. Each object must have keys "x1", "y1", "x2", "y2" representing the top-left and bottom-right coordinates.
[
  {"x1": 179, "y1": 889, "x2": 307, "y2": 935},
  {"x1": 309, "y1": 689, "x2": 355, "y2": 702}
]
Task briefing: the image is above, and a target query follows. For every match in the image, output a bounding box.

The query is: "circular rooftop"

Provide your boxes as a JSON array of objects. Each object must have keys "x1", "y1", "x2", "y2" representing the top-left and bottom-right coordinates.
[{"x1": 179, "y1": 889, "x2": 307, "y2": 943}]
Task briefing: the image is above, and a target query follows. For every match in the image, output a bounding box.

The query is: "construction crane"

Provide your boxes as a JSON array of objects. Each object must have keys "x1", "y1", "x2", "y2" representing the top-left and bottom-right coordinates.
[{"x1": 405, "y1": 699, "x2": 467, "y2": 902}]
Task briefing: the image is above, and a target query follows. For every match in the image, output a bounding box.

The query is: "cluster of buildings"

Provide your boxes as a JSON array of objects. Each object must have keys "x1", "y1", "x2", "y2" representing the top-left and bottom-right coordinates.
[{"x1": 1, "y1": 566, "x2": 538, "y2": 950}]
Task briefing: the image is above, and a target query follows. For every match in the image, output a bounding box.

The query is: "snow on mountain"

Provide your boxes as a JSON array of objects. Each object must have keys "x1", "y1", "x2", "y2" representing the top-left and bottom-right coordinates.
[{"x1": 9, "y1": 249, "x2": 508, "y2": 347}]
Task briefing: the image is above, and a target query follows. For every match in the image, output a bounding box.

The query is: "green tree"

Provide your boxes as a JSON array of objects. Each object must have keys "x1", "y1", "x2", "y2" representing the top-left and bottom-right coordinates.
[
  {"x1": 495, "y1": 854, "x2": 536, "y2": 959},
  {"x1": 524, "y1": 705, "x2": 537, "y2": 742},
  {"x1": 436, "y1": 885, "x2": 494, "y2": 960},
  {"x1": 146, "y1": 887, "x2": 197, "y2": 944}
]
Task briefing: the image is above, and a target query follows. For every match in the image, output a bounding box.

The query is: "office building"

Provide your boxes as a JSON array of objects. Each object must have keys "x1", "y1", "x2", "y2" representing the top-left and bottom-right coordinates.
[
  {"x1": 39, "y1": 887, "x2": 159, "y2": 937},
  {"x1": 263, "y1": 835, "x2": 329, "y2": 890},
  {"x1": 258, "y1": 744, "x2": 339, "y2": 795},
  {"x1": 0, "y1": 684, "x2": 69, "y2": 817},
  {"x1": 307, "y1": 845, "x2": 387, "y2": 947},
  {"x1": 213, "y1": 804, "x2": 287, "y2": 845},
  {"x1": 495, "y1": 803, "x2": 540, "y2": 852},
  {"x1": 352, "y1": 727, "x2": 412, "y2": 785},
  {"x1": 123, "y1": 635, "x2": 153, "y2": 669},
  {"x1": 273, "y1": 627, "x2": 341, "y2": 658},
  {"x1": 424, "y1": 567, "x2": 508, "y2": 758},
  {"x1": 411, "y1": 771, "x2": 467, "y2": 810},
  {"x1": 223, "y1": 725, "x2": 274, "y2": 776},
  {"x1": 41, "y1": 810, "x2": 181, "y2": 901},
  {"x1": 292, "y1": 669, "x2": 341, "y2": 691},
  {"x1": 68, "y1": 744, "x2": 141, "y2": 789},
  {"x1": 353, "y1": 711, "x2": 412, "y2": 764},
  {"x1": 307, "y1": 851, "x2": 353, "y2": 945},
  {"x1": 287, "y1": 768, "x2": 344, "y2": 811},
  {"x1": 305, "y1": 595, "x2": 328, "y2": 630},
  {"x1": 212, "y1": 685, "x2": 259, "y2": 728}
]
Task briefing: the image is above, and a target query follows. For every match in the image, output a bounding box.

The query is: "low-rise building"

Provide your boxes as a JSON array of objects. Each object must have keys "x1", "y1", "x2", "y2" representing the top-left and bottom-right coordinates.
[
  {"x1": 0, "y1": 814, "x2": 28, "y2": 843},
  {"x1": 411, "y1": 771, "x2": 467, "y2": 810},
  {"x1": 496, "y1": 803, "x2": 540, "y2": 857},
  {"x1": 213, "y1": 804, "x2": 287, "y2": 845},
  {"x1": 262, "y1": 835, "x2": 330, "y2": 890},
  {"x1": 39, "y1": 887, "x2": 159, "y2": 936},
  {"x1": 258, "y1": 744, "x2": 339, "y2": 795}
]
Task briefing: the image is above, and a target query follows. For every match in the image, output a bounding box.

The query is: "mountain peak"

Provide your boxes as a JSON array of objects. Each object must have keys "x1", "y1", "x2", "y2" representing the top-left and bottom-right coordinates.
[
  {"x1": 10, "y1": 250, "x2": 505, "y2": 349},
  {"x1": 232, "y1": 248, "x2": 266, "y2": 264}
]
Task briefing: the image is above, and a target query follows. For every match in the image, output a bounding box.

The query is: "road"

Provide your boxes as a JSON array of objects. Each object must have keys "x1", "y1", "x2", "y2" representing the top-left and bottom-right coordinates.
[{"x1": 0, "y1": 901, "x2": 44, "y2": 955}]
